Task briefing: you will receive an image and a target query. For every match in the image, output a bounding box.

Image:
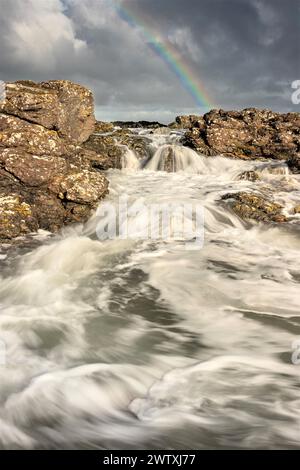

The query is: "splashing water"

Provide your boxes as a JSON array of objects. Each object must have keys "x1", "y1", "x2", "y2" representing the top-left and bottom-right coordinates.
[{"x1": 0, "y1": 128, "x2": 300, "y2": 449}]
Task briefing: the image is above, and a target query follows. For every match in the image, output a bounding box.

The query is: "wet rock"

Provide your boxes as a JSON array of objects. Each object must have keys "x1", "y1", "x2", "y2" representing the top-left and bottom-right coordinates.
[
  {"x1": 83, "y1": 134, "x2": 123, "y2": 170},
  {"x1": 182, "y1": 108, "x2": 300, "y2": 161},
  {"x1": 0, "y1": 80, "x2": 109, "y2": 242},
  {"x1": 221, "y1": 192, "x2": 287, "y2": 223},
  {"x1": 238, "y1": 170, "x2": 261, "y2": 182},
  {"x1": 287, "y1": 155, "x2": 300, "y2": 173},
  {"x1": 83, "y1": 130, "x2": 149, "y2": 169},
  {"x1": 294, "y1": 205, "x2": 300, "y2": 214}
]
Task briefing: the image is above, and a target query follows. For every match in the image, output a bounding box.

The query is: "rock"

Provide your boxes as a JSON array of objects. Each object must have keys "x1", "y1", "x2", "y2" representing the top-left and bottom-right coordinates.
[
  {"x1": 94, "y1": 121, "x2": 114, "y2": 133},
  {"x1": 83, "y1": 129, "x2": 150, "y2": 169},
  {"x1": 0, "y1": 194, "x2": 38, "y2": 240},
  {"x1": 1, "y1": 80, "x2": 95, "y2": 144},
  {"x1": 238, "y1": 170, "x2": 261, "y2": 181},
  {"x1": 0, "y1": 150, "x2": 67, "y2": 187},
  {"x1": 182, "y1": 108, "x2": 300, "y2": 161},
  {"x1": 0, "y1": 114, "x2": 67, "y2": 156},
  {"x1": 83, "y1": 134, "x2": 123, "y2": 170},
  {"x1": 287, "y1": 155, "x2": 300, "y2": 173},
  {"x1": 0, "y1": 80, "x2": 109, "y2": 242},
  {"x1": 113, "y1": 120, "x2": 165, "y2": 129},
  {"x1": 293, "y1": 205, "x2": 300, "y2": 214},
  {"x1": 49, "y1": 170, "x2": 109, "y2": 204},
  {"x1": 170, "y1": 115, "x2": 201, "y2": 129},
  {"x1": 221, "y1": 192, "x2": 287, "y2": 223}
]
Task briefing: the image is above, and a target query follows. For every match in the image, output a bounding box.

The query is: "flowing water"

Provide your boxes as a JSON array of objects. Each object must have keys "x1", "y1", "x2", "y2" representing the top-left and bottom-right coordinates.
[{"x1": 0, "y1": 129, "x2": 300, "y2": 449}]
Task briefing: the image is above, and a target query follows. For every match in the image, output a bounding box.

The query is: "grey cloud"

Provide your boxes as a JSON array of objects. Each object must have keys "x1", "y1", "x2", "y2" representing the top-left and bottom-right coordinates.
[{"x1": 0, "y1": 0, "x2": 299, "y2": 121}]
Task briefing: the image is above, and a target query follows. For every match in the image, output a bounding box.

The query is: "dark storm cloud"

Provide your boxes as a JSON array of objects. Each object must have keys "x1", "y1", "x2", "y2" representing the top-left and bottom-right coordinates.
[{"x1": 0, "y1": 0, "x2": 299, "y2": 121}]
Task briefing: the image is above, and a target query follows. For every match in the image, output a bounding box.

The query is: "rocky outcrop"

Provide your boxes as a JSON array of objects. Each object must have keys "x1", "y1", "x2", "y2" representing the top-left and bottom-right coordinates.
[
  {"x1": 94, "y1": 120, "x2": 114, "y2": 133},
  {"x1": 83, "y1": 129, "x2": 149, "y2": 170},
  {"x1": 1, "y1": 80, "x2": 95, "y2": 143},
  {"x1": 181, "y1": 109, "x2": 300, "y2": 161},
  {"x1": 113, "y1": 120, "x2": 165, "y2": 129},
  {"x1": 0, "y1": 80, "x2": 109, "y2": 242},
  {"x1": 170, "y1": 115, "x2": 201, "y2": 129},
  {"x1": 238, "y1": 170, "x2": 261, "y2": 182},
  {"x1": 221, "y1": 192, "x2": 287, "y2": 223}
]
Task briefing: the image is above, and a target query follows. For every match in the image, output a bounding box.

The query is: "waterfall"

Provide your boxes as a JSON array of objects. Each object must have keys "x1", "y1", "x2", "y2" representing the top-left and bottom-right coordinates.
[
  {"x1": 144, "y1": 144, "x2": 211, "y2": 173},
  {"x1": 0, "y1": 126, "x2": 299, "y2": 450},
  {"x1": 121, "y1": 147, "x2": 140, "y2": 170}
]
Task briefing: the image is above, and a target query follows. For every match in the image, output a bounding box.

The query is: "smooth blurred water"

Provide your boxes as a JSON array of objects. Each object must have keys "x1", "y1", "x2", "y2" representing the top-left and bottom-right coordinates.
[{"x1": 0, "y1": 129, "x2": 299, "y2": 449}]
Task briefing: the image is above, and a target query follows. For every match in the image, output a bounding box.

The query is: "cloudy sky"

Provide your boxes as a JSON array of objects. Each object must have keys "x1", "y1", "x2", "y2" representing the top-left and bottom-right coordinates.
[{"x1": 0, "y1": 0, "x2": 299, "y2": 122}]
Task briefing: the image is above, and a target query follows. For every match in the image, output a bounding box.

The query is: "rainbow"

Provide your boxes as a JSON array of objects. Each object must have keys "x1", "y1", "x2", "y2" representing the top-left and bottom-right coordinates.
[{"x1": 112, "y1": 0, "x2": 214, "y2": 111}]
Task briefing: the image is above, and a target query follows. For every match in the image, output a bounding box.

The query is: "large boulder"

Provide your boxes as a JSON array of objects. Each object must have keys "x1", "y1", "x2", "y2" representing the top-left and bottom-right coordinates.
[
  {"x1": 182, "y1": 109, "x2": 300, "y2": 161},
  {"x1": 170, "y1": 115, "x2": 202, "y2": 128},
  {"x1": 0, "y1": 80, "x2": 109, "y2": 242},
  {"x1": 1, "y1": 80, "x2": 95, "y2": 144},
  {"x1": 221, "y1": 192, "x2": 287, "y2": 223}
]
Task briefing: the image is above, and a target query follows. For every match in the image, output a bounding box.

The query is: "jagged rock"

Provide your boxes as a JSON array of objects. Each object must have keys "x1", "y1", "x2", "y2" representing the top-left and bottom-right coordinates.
[
  {"x1": 1, "y1": 80, "x2": 95, "y2": 144},
  {"x1": 287, "y1": 155, "x2": 300, "y2": 173},
  {"x1": 238, "y1": 170, "x2": 261, "y2": 181},
  {"x1": 0, "y1": 150, "x2": 67, "y2": 186},
  {"x1": 49, "y1": 170, "x2": 108, "y2": 204},
  {"x1": 83, "y1": 130, "x2": 149, "y2": 169},
  {"x1": 0, "y1": 114, "x2": 67, "y2": 156},
  {"x1": 83, "y1": 134, "x2": 123, "y2": 170},
  {"x1": 94, "y1": 121, "x2": 114, "y2": 133},
  {"x1": 0, "y1": 194, "x2": 38, "y2": 239},
  {"x1": 113, "y1": 120, "x2": 165, "y2": 129},
  {"x1": 182, "y1": 108, "x2": 300, "y2": 161},
  {"x1": 221, "y1": 192, "x2": 287, "y2": 223},
  {"x1": 0, "y1": 80, "x2": 109, "y2": 242},
  {"x1": 294, "y1": 205, "x2": 300, "y2": 214},
  {"x1": 170, "y1": 115, "x2": 201, "y2": 128}
]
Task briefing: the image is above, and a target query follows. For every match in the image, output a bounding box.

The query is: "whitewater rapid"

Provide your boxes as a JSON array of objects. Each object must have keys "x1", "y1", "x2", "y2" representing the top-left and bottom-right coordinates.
[{"x1": 0, "y1": 128, "x2": 299, "y2": 449}]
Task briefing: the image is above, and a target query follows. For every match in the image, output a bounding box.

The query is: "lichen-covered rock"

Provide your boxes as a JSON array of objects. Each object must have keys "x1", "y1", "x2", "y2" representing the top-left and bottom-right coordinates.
[
  {"x1": 221, "y1": 192, "x2": 287, "y2": 223},
  {"x1": 0, "y1": 194, "x2": 38, "y2": 239},
  {"x1": 182, "y1": 108, "x2": 300, "y2": 161},
  {"x1": 0, "y1": 80, "x2": 109, "y2": 242},
  {"x1": 238, "y1": 170, "x2": 261, "y2": 182},
  {"x1": 94, "y1": 121, "x2": 114, "y2": 133},
  {"x1": 0, "y1": 114, "x2": 67, "y2": 156},
  {"x1": 170, "y1": 115, "x2": 201, "y2": 128},
  {"x1": 0, "y1": 150, "x2": 67, "y2": 186},
  {"x1": 83, "y1": 134, "x2": 123, "y2": 170},
  {"x1": 49, "y1": 170, "x2": 109, "y2": 204},
  {"x1": 293, "y1": 205, "x2": 300, "y2": 214},
  {"x1": 1, "y1": 80, "x2": 95, "y2": 144}
]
